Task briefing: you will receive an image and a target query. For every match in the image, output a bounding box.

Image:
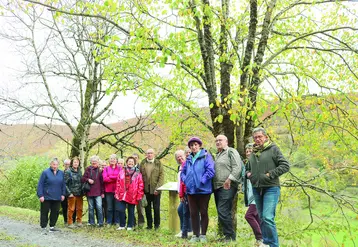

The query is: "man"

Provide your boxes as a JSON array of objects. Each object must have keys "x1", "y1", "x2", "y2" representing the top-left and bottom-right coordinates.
[
  {"x1": 132, "y1": 153, "x2": 145, "y2": 228},
  {"x1": 246, "y1": 128, "x2": 290, "y2": 247},
  {"x1": 60, "y1": 159, "x2": 71, "y2": 226},
  {"x1": 139, "y1": 149, "x2": 164, "y2": 230},
  {"x1": 213, "y1": 135, "x2": 243, "y2": 241}
]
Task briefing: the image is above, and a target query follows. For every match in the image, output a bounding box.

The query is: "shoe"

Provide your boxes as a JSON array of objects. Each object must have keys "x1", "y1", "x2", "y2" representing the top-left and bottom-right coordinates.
[
  {"x1": 189, "y1": 236, "x2": 199, "y2": 243},
  {"x1": 68, "y1": 224, "x2": 77, "y2": 229},
  {"x1": 181, "y1": 234, "x2": 188, "y2": 239},
  {"x1": 106, "y1": 224, "x2": 112, "y2": 228},
  {"x1": 146, "y1": 226, "x2": 152, "y2": 230},
  {"x1": 259, "y1": 243, "x2": 270, "y2": 247},
  {"x1": 188, "y1": 231, "x2": 193, "y2": 237},
  {"x1": 255, "y1": 239, "x2": 263, "y2": 247},
  {"x1": 154, "y1": 226, "x2": 160, "y2": 231},
  {"x1": 117, "y1": 226, "x2": 126, "y2": 230},
  {"x1": 76, "y1": 222, "x2": 83, "y2": 227},
  {"x1": 49, "y1": 227, "x2": 60, "y2": 232},
  {"x1": 41, "y1": 227, "x2": 47, "y2": 235},
  {"x1": 98, "y1": 224, "x2": 104, "y2": 228},
  {"x1": 199, "y1": 235, "x2": 207, "y2": 243},
  {"x1": 127, "y1": 227, "x2": 133, "y2": 231},
  {"x1": 175, "y1": 231, "x2": 182, "y2": 237}
]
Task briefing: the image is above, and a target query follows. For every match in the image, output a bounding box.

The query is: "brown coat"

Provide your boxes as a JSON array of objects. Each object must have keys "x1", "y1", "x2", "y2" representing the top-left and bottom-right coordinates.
[{"x1": 139, "y1": 159, "x2": 164, "y2": 194}]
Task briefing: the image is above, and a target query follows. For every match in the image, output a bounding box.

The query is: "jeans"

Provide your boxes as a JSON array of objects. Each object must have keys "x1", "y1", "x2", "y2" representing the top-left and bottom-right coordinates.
[
  {"x1": 178, "y1": 195, "x2": 192, "y2": 235},
  {"x1": 214, "y1": 186, "x2": 237, "y2": 240},
  {"x1": 145, "y1": 193, "x2": 161, "y2": 229},
  {"x1": 87, "y1": 196, "x2": 103, "y2": 226},
  {"x1": 245, "y1": 204, "x2": 262, "y2": 240},
  {"x1": 105, "y1": 192, "x2": 119, "y2": 224},
  {"x1": 40, "y1": 200, "x2": 61, "y2": 228},
  {"x1": 253, "y1": 187, "x2": 280, "y2": 247},
  {"x1": 117, "y1": 200, "x2": 135, "y2": 228}
]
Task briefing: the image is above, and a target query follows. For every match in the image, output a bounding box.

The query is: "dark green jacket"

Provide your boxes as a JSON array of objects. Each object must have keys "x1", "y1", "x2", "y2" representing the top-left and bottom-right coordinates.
[
  {"x1": 139, "y1": 159, "x2": 164, "y2": 194},
  {"x1": 246, "y1": 143, "x2": 290, "y2": 188},
  {"x1": 64, "y1": 167, "x2": 83, "y2": 196}
]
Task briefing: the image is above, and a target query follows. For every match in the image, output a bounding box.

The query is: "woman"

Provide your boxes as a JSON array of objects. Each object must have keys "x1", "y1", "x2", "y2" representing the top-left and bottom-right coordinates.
[
  {"x1": 175, "y1": 150, "x2": 192, "y2": 239},
  {"x1": 181, "y1": 137, "x2": 215, "y2": 243},
  {"x1": 115, "y1": 156, "x2": 144, "y2": 231},
  {"x1": 243, "y1": 144, "x2": 263, "y2": 246},
  {"x1": 37, "y1": 158, "x2": 65, "y2": 234},
  {"x1": 81, "y1": 155, "x2": 104, "y2": 227},
  {"x1": 102, "y1": 154, "x2": 121, "y2": 226},
  {"x1": 64, "y1": 156, "x2": 84, "y2": 228}
]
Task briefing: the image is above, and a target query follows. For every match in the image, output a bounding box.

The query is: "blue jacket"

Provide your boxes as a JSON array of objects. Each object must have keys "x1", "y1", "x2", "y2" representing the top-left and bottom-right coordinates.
[
  {"x1": 181, "y1": 149, "x2": 215, "y2": 195},
  {"x1": 37, "y1": 168, "x2": 66, "y2": 201}
]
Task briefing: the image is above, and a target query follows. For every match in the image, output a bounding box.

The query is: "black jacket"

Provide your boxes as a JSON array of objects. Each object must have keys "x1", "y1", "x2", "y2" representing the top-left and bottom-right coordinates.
[{"x1": 64, "y1": 167, "x2": 83, "y2": 196}]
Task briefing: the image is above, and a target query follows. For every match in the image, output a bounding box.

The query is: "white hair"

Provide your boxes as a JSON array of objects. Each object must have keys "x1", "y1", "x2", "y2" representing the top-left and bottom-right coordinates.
[{"x1": 90, "y1": 155, "x2": 100, "y2": 163}]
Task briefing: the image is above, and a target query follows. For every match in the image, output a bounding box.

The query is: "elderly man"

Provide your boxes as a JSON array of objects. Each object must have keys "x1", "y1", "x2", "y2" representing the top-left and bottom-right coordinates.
[
  {"x1": 246, "y1": 128, "x2": 290, "y2": 247},
  {"x1": 213, "y1": 134, "x2": 243, "y2": 242},
  {"x1": 139, "y1": 149, "x2": 164, "y2": 230}
]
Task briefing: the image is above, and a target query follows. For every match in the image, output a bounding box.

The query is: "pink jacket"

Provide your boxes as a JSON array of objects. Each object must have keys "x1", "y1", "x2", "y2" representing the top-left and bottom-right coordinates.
[
  {"x1": 102, "y1": 165, "x2": 121, "y2": 193},
  {"x1": 115, "y1": 168, "x2": 144, "y2": 205}
]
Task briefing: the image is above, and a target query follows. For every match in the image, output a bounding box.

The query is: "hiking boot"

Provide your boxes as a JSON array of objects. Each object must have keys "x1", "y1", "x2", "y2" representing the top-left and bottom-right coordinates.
[
  {"x1": 68, "y1": 224, "x2": 77, "y2": 229},
  {"x1": 199, "y1": 235, "x2": 207, "y2": 243},
  {"x1": 189, "y1": 236, "x2": 199, "y2": 243},
  {"x1": 49, "y1": 227, "x2": 60, "y2": 232}
]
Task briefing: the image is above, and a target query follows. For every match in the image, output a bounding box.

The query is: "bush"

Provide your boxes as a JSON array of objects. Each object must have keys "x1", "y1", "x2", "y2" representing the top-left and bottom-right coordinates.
[{"x1": 0, "y1": 156, "x2": 49, "y2": 210}]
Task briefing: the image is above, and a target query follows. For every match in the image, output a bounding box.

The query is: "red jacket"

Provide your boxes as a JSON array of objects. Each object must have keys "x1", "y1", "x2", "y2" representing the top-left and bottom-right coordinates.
[
  {"x1": 103, "y1": 165, "x2": 121, "y2": 193},
  {"x1": 115, "y1": 167, "x2": 144, "y2": 205},
  {"x1": 179, "y1": 162, "x2": 187, "y2": 198}
]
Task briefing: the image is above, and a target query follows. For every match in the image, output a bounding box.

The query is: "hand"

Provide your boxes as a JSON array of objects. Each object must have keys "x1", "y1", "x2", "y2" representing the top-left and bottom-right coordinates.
[
  {"x1": 180, "y1": 197, "x2": 185, "y2": 203},
  {"x1": 266, "y1": 173, "x2": 270, "y2": 178},
  {"x1": 247, "y1": 172, "x2": 252, "y2": 178},
  {"x1": 69, "y1": 194, "x2": 74, "y2": 197},
  {"x1": 223, "y1": 178, "x2": 231, "y2": 190},
  {"x1": 101, "y1": 194, "x2": 105, "y2": 198},
  {"x1": 154, "y1": 191, "x2": 159, "y2": 196},
  {"x1": 88, "y1": 179, "x2": 94, "y2": 184},
  {"x1": 39, "y1": 196, "x2": 45, "y2": 203},
  {"x1": 61, "y1": 196, "x2": 65, "y2": 201}
]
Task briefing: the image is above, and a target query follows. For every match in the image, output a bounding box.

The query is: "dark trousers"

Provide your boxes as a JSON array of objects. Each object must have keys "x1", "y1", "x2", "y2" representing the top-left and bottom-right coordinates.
[
  {"x1": 214, "y1": 187, "x2": 237, "y2": 240},
  {"x1": 40, "y1": 200, "x2": 61, "y2": 228},
  {"x1": 136, "y1": 200, "x2": 145, "y2": 226},
  {"x1": 144, "y1": 193, "x2": 161, "y2": 229},
  {"x1": 187, "y1": 194, "x2": 211, "y2": 237},
  {"x1": 105, "y1": 192, "x2": 119, "y2": 224},
  {"x1": 61, "y1": 197, "x2": 68, "y2": 223},
  {"x1": 245, "y1": 204, "x2": 262, "y2": 240}
]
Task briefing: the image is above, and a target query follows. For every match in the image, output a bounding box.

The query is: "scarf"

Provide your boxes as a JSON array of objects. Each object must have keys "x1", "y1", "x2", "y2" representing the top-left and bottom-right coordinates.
[{"x1": 253, "y1": 140, "x2": 272, "y2": 157}]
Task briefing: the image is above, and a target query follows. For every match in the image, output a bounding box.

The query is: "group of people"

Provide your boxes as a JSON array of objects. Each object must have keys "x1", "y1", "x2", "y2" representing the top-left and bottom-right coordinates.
[{"x1": 36, "y1": 127, "x2": 289, "y2": 247}]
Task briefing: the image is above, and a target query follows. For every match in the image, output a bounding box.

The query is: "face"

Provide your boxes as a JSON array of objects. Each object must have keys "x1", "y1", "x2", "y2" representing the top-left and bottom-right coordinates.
[
  {"x1": 109, "y1": 157, "x2": 117, "y2": 166},
  {"x1": 118, "y1": 160, "x2": 124, "y2": 167},
  {"x1": 176, "y1": 154, "x2": 186, "y2": 164},
  {"x1": 189, "y1": 142, "x2": 201, "y2": 154},
  {"x1": 91, "y1": 160, "x2": 99, "y2": 168},
  {"x1": 215, "y1": 135, "x2": 228, "y2": 150},
  {"x1": 72, "y1": 159, "x2": 79, "y2": 169},
  {"x1": 146, "y1": 150, "x2": 155, "y2": 160},
  {"x1": 253, "y1": 131, "x2": 268, "y2": 146},
  {"x1": 127, "y1": 158, "x2": 135, "y2": 168},
  {"x1": 132, "y1": 155, "x2": 139, "y2": 163},
  {"x1": 50, "y1": 161, "x2": 59, "y2": 171},
  {"x1": 185, "y1": 149, "x2": 191, "y2": 157},
  {"x1": 246, "y1": 148, "x2": 253, "y2": 159}
]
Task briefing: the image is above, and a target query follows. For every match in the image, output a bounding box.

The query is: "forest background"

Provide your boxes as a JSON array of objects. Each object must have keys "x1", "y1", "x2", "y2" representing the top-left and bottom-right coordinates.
[{"x1": 0, "y1": 0, "x2": 357, "y2": 246}]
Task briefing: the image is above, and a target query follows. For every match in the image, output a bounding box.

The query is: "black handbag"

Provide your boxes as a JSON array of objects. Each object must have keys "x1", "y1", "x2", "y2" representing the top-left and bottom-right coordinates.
[{"x1": 82, "y1": 181, "x2": 91, "y2": 193}]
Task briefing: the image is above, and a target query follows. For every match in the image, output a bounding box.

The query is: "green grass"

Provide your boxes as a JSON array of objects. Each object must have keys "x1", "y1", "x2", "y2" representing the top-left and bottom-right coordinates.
[{"x1": 0, "y1": 231, "x2": 16, "y2": 241}]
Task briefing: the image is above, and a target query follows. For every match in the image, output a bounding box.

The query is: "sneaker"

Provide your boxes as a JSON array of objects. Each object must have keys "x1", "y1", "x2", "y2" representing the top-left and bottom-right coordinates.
[
  {"x1": 68, "y1": 224, "x2": 77, "y2": 229},
  {"x1": 117, "y1": 226, "x2": 126, "y2": 230},
  {"x1": 259, "y1": 243, "x2": 270, "y2": 247},
  {"x1": 98, "y1": 224, "x2": 104, "y2": 228},
  {"x1": 127, "y1": 227, "x2": 133, "y2": 231},
  {"x1": 76, "y1": 222, "x2": 83, "y2": 227},
  {"x1": 49, "y1": 227, "x2": 60, "y2": 232},
  {"x1": 175, "y1": 231, "x2": 182, "y2": 237},
  {"x1": 41, "y1": 227, "x2": 47, "y2": 235},
  {"x1": 189, "y1": 236, "x2": 199, "y2": 243},
  {"x1": 255, "y1": 239, "x2": 263, "y2": 247},
  {"x1": 199, "y1": 235, "x2": 207, "y2": 243}
]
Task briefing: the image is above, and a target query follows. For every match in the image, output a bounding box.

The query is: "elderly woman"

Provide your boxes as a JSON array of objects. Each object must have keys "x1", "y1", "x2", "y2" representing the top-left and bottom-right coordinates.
[
  {"x1": 37, "y1": 158, "x2": 66, "y2": 234},
  {"x1": 81, "y1": 155, "x2": 104, "y2": 227},
  {"x1": 181, "y1": 137, "x2": 215, "y2": 243},
  {"x1": 115, "y1": 156, "x2": 144, "y2": 231},
  {"x1": 64, "y1": 156, "x2": 83, "y2": 228},
  {"x1": 175, "y1": 150, "x2": 192, "y2": 239},
  {"x1": 102, "y1": 154, "x2": 122, "y2": 226}
]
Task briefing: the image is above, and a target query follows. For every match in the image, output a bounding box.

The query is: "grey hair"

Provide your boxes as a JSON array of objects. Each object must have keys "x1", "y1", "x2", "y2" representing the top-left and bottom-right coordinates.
[
  {"x1": 63, "y1": 159, "x2": 71, "y2": 165},
  {"x1": 109, "y1": 154, "x2": 117, "y2": 160},
  {"x1": 245, "y1": 143, "x2": 254, "y2": 149},
  {"x1": 252, "y1": 127, "x2": 267, "y2": 136},
  {"x1": 90, "y1": 155, "x2": 100, "y2": 163},
  {"x1": 118, "y1": 158, "x2": 124, "y2": 164},
  {"x1": 174, "y1": 150, "x2": 185, "y2": 164},
  {"x1": 50, "y1": 157, "x2": 59, "y2": 165},
  {"x1": 184, "y1": 147, "x2": 191, "y2": 153}
]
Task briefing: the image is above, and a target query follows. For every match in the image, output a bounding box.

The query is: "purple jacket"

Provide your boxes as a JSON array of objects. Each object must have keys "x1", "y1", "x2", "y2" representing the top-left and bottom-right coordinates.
[{"x1": 81, "y1": 166, "x2": 104, "y2": 196}]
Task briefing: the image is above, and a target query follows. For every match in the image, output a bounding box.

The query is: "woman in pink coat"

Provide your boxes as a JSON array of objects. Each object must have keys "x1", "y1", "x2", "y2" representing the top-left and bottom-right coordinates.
[
  {"x1": 115, "y1": 156, "x2": 144, "y2": 230},
  {"x1": 102, "y1": 154, "x2": 122, "y2": 226}
]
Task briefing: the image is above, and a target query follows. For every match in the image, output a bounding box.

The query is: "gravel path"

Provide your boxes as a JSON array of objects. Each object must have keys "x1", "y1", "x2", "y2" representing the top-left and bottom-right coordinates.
[{"x1": 0, "y1": 216, "x2": 138, "y2": 247}]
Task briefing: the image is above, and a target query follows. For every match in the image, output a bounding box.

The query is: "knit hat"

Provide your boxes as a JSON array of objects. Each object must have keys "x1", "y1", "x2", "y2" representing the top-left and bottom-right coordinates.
[{"x1": 187, "y1": 137, "x2": 203, "y2": 147}]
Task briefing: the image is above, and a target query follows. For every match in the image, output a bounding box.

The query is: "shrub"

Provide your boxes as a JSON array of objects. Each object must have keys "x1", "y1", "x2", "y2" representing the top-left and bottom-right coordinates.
[{"x1": 0, "y1": 156, "x2": 49, "y2": 210}]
